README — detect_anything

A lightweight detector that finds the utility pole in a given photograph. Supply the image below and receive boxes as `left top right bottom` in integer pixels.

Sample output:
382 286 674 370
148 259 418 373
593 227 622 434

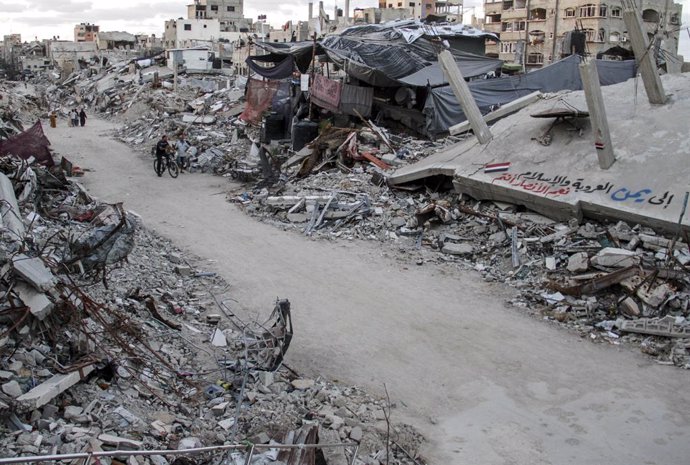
622 0 666 104
438 49 492 144
579 59 615 169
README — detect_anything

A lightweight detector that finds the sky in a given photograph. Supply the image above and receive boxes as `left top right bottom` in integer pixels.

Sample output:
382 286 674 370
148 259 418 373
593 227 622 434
0 0 688 57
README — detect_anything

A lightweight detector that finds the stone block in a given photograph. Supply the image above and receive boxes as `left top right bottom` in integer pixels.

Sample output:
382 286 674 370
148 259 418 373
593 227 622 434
2 380 23 398
441 242 474 256
12 255 55 292
291 378 315 390
567 252 589 273
14 282 53 321
619 297 640 317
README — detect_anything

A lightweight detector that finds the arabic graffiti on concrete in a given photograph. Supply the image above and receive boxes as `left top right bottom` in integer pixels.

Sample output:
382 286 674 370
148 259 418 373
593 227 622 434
492 172 675 209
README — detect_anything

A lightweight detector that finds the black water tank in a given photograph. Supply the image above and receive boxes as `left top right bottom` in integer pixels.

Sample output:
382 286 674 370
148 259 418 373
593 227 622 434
262 113 285 143
292 120 319 151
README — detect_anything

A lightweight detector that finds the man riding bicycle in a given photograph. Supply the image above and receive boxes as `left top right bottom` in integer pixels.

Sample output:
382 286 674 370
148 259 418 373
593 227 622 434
155 134 173 177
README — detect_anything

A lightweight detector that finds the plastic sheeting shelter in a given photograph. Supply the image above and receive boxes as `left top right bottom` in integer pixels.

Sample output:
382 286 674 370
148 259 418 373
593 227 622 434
252 21 501 87
423 55 637 135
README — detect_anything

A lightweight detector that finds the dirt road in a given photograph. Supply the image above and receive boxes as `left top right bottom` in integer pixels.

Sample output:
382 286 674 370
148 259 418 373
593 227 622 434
47 117 689 464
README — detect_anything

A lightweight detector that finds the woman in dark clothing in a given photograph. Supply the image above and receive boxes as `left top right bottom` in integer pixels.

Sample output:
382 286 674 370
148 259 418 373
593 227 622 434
79 109 87 127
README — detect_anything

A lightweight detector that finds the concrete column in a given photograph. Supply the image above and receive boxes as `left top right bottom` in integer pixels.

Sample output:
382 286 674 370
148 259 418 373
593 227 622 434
622 4 666 104
579 60 615 170
438 49 492 144
345 0 350 19
308 2 313 19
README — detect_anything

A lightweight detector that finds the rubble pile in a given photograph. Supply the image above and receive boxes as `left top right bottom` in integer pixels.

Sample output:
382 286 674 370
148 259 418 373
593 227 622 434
40 62 250 174
232 132 690 368
0 156 427 464
0 81 46 139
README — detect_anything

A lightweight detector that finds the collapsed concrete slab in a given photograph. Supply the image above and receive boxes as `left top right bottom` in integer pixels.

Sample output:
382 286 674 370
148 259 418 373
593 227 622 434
14 281 53 320
16 365 95 410
388 74 690 234
12 254 56 292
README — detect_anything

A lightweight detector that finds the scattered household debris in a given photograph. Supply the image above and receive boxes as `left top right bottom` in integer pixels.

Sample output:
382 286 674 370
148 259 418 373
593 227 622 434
0 154 426 464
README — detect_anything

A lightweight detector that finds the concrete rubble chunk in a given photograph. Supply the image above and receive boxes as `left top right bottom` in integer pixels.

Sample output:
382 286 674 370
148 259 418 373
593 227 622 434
636 283 675 308
291 378 315 390
2 380 23 398
350 426 363 442
618 316 690 338
567 252 589 273
218 417 235 431
318 428 349 465
590 248 640 268
178 437 203 449
63 405 84 420
97 433 143 450
14 282 53 321
16 365 94 410
441 242 474 256
12 254 56 292
619 297 640 317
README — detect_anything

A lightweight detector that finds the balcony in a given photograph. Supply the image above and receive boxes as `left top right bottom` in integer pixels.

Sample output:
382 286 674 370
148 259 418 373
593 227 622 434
501 8 527 20
484 23 502 33
500 30 524 41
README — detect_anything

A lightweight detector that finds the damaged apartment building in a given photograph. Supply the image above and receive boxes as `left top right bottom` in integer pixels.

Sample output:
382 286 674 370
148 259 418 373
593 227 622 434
483 0 683 71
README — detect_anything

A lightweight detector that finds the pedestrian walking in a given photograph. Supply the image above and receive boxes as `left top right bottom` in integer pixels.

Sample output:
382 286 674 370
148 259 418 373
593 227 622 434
79 108 87 127
175 133 191 172
70 109 79 128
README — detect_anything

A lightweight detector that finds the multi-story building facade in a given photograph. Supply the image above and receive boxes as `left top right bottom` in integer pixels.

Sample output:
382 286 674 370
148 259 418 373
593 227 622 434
376 0 464 20
187 0 244 31
483 0 682 69
74 23 99 42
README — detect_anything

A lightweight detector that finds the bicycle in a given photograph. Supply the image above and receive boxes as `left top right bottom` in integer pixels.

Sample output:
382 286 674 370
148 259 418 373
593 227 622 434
153 154 179 178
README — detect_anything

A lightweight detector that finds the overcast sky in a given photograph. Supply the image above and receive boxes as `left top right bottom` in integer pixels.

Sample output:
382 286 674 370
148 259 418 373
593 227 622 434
0 0 687 57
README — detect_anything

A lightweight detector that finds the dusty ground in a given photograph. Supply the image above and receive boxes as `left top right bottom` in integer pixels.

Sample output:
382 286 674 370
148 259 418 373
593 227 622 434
45 116 689 465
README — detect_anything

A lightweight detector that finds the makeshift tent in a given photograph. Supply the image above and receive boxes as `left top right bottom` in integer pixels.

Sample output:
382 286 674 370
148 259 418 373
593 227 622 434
253 21 501 88
0 120 54 166
423 55 636 135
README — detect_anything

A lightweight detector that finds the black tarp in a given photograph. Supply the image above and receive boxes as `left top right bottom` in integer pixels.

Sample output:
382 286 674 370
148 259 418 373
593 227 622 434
246 54 296 80
320 30 501 87
423 55 637 135
254 22 501 88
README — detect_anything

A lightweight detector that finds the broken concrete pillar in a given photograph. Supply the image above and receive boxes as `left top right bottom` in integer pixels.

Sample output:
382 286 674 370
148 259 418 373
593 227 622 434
16 365 94 410
579 60 615 169
438 49 492 144
622 2 667 104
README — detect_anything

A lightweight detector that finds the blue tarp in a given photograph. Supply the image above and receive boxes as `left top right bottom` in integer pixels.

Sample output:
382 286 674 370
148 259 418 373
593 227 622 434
423 55 637 135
